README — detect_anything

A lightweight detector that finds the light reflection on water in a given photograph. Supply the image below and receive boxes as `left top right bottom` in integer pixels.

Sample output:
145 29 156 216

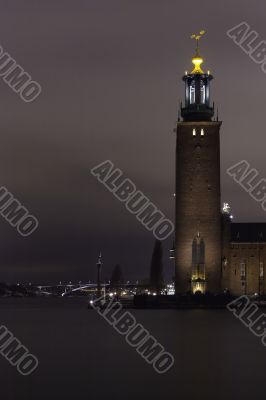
0 297 265 400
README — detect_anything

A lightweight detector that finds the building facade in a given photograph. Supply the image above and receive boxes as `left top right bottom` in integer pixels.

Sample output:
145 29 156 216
174 36 266 296
222 221 266 296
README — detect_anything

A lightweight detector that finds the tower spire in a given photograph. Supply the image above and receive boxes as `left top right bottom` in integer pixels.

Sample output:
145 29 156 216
180 31 214 121
191 30 206 56
96 252 103 297
190 30 206 74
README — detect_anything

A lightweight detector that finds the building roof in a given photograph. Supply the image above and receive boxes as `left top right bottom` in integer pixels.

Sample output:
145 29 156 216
231 223 266 242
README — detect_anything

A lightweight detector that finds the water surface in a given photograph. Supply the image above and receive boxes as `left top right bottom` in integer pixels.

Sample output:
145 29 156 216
0 297 264 400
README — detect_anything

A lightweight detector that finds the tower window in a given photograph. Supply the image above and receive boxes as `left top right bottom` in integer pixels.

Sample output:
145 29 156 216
190 82 195 104
260 262 264 278
200 81 206 103
201 129 204 136
240 262 246 280
193 129 196 136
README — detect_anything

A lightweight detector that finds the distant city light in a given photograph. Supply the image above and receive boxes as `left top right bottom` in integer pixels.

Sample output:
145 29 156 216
167 283 175 295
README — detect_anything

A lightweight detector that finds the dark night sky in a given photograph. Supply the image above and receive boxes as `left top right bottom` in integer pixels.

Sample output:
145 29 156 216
0 0 265 284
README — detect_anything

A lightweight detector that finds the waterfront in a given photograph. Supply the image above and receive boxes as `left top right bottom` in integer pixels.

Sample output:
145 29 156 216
0 297 265 400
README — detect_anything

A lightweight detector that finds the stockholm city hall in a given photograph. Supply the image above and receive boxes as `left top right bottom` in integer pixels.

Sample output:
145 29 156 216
174 32 266 296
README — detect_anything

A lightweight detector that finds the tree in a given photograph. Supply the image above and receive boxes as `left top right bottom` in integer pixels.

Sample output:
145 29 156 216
150 240 164 294
110 264 124 289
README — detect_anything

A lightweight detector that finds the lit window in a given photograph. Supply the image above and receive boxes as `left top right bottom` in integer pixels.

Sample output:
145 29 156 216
190 83 195 104
260 262 264 278
200 82 206 103
201 129 204 136
193 129 196 136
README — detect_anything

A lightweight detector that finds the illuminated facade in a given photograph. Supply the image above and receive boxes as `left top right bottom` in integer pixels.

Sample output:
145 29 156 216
174 33 266 296
222 220 266 296
175 32 221 294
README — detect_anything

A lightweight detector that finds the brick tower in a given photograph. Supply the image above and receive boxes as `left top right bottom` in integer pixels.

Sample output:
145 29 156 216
175 32 222 294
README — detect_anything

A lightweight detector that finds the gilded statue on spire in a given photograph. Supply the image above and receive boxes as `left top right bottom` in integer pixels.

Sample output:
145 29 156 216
190 30 206 74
